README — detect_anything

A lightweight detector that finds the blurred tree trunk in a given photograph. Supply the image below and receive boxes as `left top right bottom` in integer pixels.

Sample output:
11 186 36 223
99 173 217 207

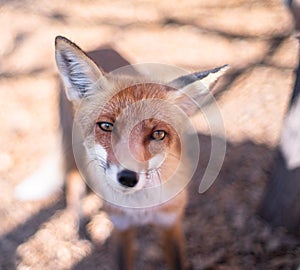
289 0 300 30
259 40 300 235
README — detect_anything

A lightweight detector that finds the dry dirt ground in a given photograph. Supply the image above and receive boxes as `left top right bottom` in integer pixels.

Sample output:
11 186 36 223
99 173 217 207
0 0 300 269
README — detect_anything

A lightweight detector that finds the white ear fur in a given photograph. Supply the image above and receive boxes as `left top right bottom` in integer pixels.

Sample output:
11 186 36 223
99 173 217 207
55 36 105 103
200 65 229 89
169 65 228 115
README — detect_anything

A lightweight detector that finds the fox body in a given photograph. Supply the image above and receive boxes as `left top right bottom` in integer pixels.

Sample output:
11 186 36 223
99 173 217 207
55 36 227 270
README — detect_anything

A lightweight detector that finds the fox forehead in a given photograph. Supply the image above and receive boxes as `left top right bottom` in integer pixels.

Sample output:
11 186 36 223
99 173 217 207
96 82 173 120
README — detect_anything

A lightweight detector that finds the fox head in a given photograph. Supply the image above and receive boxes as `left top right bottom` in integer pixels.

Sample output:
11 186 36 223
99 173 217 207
55 36 227 207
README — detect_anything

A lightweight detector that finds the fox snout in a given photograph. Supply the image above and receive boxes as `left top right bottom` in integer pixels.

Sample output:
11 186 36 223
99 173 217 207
117 169 138 188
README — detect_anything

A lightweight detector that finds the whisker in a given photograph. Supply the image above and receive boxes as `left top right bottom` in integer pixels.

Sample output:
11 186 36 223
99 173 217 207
155 168 163 202
82 157 106 171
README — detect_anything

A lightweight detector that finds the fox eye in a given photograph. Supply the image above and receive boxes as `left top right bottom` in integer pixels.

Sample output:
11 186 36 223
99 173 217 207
97 122 113 132
151 130 166 141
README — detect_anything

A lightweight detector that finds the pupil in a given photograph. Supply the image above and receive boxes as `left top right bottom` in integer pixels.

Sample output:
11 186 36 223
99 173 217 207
153 131 164 140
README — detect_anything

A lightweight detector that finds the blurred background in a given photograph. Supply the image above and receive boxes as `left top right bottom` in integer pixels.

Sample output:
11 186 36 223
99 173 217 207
0 0 299 269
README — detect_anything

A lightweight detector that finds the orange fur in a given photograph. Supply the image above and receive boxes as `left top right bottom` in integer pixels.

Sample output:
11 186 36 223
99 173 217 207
55 35 227 270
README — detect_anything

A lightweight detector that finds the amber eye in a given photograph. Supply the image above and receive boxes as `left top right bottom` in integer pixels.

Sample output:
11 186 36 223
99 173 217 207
151 130 166 141
97 122 114 132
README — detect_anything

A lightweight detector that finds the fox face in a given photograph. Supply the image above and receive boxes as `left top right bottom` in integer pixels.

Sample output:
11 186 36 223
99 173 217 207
95 86 181 187
55 36 227 207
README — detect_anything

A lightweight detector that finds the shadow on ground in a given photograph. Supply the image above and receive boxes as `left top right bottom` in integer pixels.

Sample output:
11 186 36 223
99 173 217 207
0 199 65 270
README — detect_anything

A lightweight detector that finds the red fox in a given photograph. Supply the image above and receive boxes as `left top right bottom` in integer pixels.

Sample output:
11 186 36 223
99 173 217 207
54 36 227 270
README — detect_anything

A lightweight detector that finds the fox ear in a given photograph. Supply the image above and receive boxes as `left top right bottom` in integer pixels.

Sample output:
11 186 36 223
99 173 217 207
55 36 105 103
168 65 229 115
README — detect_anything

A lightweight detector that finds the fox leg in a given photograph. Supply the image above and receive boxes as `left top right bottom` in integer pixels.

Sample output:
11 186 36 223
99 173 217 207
115 228 135 270
66 170 85 222
160 219 186 270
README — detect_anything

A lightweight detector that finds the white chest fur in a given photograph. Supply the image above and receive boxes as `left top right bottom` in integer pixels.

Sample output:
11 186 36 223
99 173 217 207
109 207 178 231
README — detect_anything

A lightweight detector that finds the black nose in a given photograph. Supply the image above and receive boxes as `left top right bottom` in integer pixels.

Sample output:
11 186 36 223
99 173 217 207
117 170 138 188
